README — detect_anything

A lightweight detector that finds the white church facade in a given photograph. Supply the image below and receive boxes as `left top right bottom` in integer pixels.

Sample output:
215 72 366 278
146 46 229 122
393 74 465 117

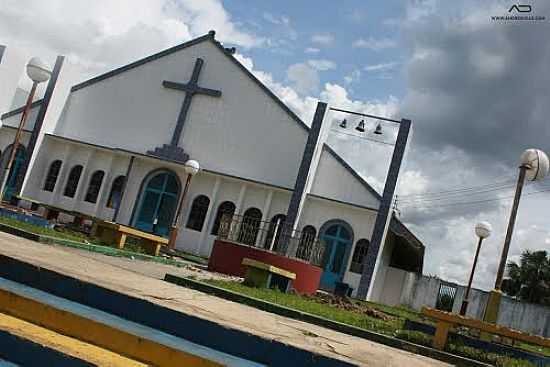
0 32 423 300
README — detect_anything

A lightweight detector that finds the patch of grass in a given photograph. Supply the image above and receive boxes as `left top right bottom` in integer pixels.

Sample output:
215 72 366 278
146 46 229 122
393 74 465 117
517 342 550 358
203 279 542 367
446 343 536 367
205 279 403 334
0 216 86 242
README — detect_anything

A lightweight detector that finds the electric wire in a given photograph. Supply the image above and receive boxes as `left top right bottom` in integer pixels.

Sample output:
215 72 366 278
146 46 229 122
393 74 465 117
329 128 395 146
397 185 550 210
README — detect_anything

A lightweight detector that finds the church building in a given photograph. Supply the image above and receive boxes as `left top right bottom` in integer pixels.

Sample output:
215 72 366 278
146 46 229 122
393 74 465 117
0 32 423 301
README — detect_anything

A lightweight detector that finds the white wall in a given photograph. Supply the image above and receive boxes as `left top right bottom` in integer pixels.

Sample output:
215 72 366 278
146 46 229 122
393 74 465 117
299 195 378 296
54 39 308 190
397 274 550 338
0 46 24 116
310 148 380 210
1 104 41 131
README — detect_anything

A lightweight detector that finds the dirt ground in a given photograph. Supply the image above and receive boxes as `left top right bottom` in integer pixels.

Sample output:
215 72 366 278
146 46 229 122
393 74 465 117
0 231 451 367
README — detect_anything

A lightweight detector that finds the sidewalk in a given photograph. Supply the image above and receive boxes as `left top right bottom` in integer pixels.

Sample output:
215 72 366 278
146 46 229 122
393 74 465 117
0 231 450 367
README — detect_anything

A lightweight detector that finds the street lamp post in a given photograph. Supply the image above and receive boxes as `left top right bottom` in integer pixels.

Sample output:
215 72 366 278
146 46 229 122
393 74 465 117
168 159 200 249
483 149 549 324
0 57 51 203
460 221 492 316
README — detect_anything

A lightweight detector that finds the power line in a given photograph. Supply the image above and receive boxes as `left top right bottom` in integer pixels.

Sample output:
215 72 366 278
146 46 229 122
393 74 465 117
398 186 550 210
397 177 517 199
329 128 395 146
396 183 517 204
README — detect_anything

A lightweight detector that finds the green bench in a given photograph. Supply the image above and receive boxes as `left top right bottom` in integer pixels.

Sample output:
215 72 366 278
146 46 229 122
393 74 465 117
242 258 296 293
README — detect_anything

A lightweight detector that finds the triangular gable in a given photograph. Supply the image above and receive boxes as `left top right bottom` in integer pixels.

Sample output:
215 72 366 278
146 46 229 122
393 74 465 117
53 31 382 205
310 145 381 209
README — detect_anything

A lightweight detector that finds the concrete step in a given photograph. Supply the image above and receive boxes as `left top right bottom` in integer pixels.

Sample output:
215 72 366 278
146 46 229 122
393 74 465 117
0 312 145 366
0 277 264 367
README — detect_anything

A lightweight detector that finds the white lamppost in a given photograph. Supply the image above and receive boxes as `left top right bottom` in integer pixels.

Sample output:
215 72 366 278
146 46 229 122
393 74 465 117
168 159 200 249
0 57 52 203
484 149 549 323
459 221 492 316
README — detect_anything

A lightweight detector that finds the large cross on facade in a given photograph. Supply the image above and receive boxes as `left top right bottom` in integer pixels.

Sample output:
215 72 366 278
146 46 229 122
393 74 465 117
148 58 222 162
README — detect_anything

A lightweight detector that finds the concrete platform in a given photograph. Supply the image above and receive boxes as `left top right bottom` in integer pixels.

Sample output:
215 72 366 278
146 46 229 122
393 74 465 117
0 312 144 366
0 231 451 367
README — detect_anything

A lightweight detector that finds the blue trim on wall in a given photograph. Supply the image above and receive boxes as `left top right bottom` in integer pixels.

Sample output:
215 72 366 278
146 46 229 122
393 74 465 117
285 102 327 250
1 100 43 120
0 328 94 367
0 255 355 367
356 119 411 299
0 45 5 64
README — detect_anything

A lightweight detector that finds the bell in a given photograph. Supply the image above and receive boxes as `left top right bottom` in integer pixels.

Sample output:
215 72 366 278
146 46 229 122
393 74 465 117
339 119 347 128
374 122 383 135
355 119 365 133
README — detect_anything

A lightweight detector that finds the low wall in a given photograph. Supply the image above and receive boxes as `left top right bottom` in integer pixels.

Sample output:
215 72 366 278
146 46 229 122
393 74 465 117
391 269 550 338
208 240 322 295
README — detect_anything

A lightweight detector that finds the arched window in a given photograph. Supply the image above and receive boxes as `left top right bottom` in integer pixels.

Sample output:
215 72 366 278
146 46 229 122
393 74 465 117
63 165 83 198
106 176 126 209
211 201 236 235
264 214 286 251
186 195 210 231
296 225 317 260
43 160 62 192
84 170 105 203
350 239 369 274
238 207 262 246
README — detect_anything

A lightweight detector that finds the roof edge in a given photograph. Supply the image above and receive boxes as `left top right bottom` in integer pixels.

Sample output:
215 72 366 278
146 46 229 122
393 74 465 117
323 144 382 201
70 32 215 92
1 99 44 120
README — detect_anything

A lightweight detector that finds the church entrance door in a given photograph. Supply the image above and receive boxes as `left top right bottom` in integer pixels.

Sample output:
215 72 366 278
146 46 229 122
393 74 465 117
319 223 352 290
134 171 180 237
1 146 26 201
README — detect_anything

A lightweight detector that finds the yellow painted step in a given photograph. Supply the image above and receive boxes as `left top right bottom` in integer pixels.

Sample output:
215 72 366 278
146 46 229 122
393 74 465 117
0 312 147 366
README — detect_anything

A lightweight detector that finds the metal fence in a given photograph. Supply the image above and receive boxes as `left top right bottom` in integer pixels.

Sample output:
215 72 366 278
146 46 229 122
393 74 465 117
435 283 457 312
217 213 325 266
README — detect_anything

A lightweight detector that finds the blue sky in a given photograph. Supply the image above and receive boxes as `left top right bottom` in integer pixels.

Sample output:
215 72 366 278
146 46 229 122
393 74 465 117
224 0 406 101
2 0 550 290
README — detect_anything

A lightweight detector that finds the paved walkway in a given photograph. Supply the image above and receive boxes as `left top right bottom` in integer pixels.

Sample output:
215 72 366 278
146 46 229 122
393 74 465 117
0 232 450 367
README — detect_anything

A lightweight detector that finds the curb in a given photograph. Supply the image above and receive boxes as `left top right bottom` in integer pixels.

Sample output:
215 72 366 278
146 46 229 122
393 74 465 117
0 223 187 268
0 254 357 367
0 328 95 367
164 274 490 367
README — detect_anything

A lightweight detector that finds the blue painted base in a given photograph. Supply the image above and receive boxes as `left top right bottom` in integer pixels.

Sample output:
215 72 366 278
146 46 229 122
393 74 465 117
0 208 53 229
0 329 93 367
0 254 355 367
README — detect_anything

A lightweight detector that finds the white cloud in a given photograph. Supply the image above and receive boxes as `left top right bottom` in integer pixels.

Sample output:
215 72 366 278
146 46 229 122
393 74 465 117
0 0 262 89
305 47 320 54
353 37 397 50
307 59 336 71
287 63 320 95
344 69 361 84
365 62 399 72
262 12 290 26
311 33 334 45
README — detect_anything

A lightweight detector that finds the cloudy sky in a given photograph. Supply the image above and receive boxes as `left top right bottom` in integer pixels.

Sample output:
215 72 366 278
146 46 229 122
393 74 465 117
1 0 549 290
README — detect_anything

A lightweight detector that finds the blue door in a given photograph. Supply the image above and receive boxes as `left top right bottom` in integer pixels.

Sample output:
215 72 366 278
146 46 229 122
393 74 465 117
2 147 26 201
134 171 179 237
319 224 352 290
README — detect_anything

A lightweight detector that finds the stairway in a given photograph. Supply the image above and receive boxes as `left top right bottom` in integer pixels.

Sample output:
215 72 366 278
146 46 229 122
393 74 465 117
0 277 263 367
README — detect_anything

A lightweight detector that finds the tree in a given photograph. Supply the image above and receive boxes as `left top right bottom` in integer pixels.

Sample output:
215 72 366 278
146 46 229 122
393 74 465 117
502 250 550 306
